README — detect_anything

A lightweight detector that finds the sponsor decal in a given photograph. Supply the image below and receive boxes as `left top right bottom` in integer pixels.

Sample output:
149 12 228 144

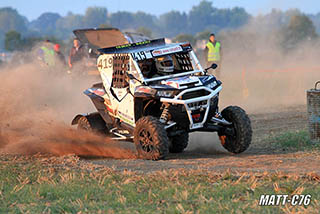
115 40 151 49
104 98 111 106
118 111 134 121
162 76 200 88
136 87 151 93
192 113 201 122
164 81 179 89
116 44 132 49
152 46 183 57
118 111 135 125
131 51 153 61
92 89 105 96
104 99 113 114
106 107 114 114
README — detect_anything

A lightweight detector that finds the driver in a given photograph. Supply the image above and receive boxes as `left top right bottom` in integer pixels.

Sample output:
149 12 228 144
155 55 174 76
138 58 154 78
138 55 175 78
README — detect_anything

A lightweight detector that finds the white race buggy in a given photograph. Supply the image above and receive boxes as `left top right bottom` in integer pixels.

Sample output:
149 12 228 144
72 28 252 160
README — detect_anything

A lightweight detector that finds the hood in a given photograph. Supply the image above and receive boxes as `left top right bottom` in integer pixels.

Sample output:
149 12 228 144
73 28 129 51
161 76 203 89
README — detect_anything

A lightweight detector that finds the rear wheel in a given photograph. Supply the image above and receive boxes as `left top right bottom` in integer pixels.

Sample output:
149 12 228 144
77 116 92 131
77 113 108 134
134 116 169 160
219 106 252 153
169 132 189 153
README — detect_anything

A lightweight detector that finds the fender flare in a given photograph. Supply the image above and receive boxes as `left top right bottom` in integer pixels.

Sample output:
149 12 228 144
71 114 86 125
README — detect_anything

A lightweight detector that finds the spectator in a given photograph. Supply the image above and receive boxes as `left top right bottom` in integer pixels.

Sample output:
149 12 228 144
68 38 86 69
204 33 222 78
38 40 55 67
54 44 66 66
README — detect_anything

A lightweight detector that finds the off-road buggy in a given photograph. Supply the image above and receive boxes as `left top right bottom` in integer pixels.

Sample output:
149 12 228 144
72 28 252 160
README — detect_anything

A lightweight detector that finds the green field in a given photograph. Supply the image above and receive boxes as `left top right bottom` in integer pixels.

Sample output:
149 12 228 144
1 131 320 213
269 130 320 152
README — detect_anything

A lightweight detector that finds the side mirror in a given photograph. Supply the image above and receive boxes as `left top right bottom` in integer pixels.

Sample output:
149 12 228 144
210 63 218 69
204 63 218 74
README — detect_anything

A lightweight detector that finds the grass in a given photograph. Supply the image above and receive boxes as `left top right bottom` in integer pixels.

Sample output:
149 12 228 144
0 155 319 213
269 130 320 152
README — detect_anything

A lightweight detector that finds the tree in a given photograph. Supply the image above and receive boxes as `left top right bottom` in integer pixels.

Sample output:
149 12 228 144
99 23 113 28
110 11 157 32
188 0 216 33
0 30 4 49
159 11 188 37
136 27 153 38
29 12 61 35
282 14 318 49
172 34 196 46
5 30 22 51
133 12 157 30
0 7 27 34
55 12 84 39
309 12 320 33
195 30 211 40
110 11 135 29
83 7 108 28
227 7 251 28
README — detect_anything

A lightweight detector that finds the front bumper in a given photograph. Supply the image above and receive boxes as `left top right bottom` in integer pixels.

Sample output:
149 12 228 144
160 86 222 130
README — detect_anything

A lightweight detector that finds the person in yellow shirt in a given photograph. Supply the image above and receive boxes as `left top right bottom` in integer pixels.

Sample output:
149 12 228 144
204 33 222 78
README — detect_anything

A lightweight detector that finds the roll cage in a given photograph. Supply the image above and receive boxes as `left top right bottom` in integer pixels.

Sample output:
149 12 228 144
97 39 205 84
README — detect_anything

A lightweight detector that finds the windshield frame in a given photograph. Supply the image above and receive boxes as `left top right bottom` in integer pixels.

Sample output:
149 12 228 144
133 50 204 83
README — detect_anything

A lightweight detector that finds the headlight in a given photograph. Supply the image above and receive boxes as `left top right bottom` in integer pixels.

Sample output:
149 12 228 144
206 81 217 89
156 90 176 98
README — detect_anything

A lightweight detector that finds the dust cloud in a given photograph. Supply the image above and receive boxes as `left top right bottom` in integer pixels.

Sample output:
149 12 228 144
1 22 319 157
0 62 135 159
190 19 320 151
215 20 320 114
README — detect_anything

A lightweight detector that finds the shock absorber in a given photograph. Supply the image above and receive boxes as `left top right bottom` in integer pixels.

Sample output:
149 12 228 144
160 103 171 123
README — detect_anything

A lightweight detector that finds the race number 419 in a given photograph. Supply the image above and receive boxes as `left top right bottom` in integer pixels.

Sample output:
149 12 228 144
259 194 312 206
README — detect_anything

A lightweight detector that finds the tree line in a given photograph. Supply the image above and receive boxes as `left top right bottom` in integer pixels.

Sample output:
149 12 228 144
0 0 319 53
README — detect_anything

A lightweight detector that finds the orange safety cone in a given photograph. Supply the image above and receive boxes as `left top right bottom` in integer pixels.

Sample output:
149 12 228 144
242 67 249 99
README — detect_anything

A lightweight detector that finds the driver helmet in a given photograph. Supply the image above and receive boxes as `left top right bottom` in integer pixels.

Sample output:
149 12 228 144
155 55 174 75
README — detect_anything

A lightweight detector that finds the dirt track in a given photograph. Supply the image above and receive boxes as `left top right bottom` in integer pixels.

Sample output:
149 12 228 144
86 105 320 175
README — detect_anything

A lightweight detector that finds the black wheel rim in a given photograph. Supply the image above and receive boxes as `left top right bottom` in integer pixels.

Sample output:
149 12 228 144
223 117 238 142
138 128 155 153
229 123 237 140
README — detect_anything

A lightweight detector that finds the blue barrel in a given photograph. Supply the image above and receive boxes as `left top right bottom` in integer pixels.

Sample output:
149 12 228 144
307 81 320 141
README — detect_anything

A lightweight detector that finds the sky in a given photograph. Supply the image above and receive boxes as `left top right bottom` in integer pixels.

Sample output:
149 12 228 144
0 0 319 21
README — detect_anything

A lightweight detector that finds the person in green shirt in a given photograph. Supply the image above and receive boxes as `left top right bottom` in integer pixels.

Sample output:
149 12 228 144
38 40 55 67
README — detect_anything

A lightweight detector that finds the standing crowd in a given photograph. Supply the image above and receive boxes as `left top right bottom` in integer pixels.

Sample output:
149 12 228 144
37 33 222 78
37 38 88 75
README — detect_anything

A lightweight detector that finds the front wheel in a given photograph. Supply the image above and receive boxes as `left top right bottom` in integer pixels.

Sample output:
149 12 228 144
169 132 189 153
219 106 252 153
134 116 169 160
